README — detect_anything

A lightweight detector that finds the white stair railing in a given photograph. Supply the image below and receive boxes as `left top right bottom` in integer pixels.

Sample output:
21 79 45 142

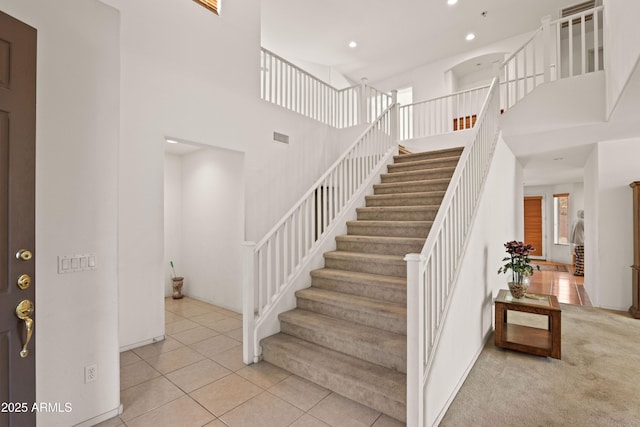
243 102 398 364
261 48 392 128
405 77 501 426
500 6 604 110
398 85 491 141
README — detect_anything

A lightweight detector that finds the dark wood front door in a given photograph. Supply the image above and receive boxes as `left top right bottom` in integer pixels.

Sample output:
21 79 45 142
524 196 544 259
0 10 37 427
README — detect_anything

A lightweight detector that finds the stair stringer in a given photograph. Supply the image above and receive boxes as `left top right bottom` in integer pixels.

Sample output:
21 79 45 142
249 148 398 363
418 136 520 427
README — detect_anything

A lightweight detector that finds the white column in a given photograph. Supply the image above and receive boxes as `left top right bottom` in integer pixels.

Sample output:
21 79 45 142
359 77 368 125
541 15 552 83
242 241 256 364
405 253 422 426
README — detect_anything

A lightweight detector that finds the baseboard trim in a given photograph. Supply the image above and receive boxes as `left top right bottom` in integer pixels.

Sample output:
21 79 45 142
119 335 165 352
72 404 122 427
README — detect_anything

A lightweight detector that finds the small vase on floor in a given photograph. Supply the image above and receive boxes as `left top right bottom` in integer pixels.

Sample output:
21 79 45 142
172 277 184 299
508 276 530 299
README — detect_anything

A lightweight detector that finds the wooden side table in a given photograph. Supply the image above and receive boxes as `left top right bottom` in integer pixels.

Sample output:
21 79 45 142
494 289 561 359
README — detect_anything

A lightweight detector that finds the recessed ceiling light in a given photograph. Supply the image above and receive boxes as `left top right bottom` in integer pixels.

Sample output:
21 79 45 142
166 139 179 144
348 41 358 48
466 33 476 41
447 0 458 5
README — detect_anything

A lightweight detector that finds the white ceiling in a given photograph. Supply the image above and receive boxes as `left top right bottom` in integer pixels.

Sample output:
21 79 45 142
261 0 583 84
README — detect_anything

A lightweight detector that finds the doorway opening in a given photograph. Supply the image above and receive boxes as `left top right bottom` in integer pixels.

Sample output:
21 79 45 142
163 138 245 312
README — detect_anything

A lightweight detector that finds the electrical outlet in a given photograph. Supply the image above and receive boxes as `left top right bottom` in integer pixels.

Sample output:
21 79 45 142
85 364 97 383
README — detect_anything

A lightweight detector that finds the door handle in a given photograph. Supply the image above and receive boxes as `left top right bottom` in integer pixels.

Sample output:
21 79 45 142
15 300 34 358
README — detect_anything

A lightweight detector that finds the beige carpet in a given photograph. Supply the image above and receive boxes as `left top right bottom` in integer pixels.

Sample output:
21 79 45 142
440 304 640 426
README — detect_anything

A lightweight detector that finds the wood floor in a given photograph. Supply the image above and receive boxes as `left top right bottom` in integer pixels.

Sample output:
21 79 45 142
528 260 591 306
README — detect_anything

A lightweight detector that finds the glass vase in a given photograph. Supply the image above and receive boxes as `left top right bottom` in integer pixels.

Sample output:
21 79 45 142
507 275 530 299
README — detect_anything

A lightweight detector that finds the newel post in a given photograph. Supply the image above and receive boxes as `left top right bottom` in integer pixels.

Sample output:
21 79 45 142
242 241 256 364
391 89 399 145
359 77 369 125
541 15 552 83
405 253 422 426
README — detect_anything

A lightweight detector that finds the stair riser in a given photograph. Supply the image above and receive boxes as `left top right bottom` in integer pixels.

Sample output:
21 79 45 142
279 320 406 373
324 256 406 278
357 209 437 222
336 239 424 256
366 194 445 207
347 222 431 238
387 158 459 173
381 169 454 184
393 148 463 164
296 297 406 335
310 274 407 304
261 342 406 422
374 181 450 195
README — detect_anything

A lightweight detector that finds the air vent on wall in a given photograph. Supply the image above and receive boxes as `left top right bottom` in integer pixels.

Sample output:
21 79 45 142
561 0 596 27
273 132 290 144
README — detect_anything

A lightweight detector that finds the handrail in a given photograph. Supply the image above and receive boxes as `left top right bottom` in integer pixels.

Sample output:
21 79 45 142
243 103 398 364
406 77 501 426
399 85 490 140
502 27 543 66
500 6 604 111
261 47 353 91
261 47 392 128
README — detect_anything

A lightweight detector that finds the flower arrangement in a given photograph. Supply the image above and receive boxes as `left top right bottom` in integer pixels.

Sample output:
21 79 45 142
497 241 540 284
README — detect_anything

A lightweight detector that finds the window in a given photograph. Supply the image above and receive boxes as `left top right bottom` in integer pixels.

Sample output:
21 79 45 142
194 0 219 15
553 193 570 245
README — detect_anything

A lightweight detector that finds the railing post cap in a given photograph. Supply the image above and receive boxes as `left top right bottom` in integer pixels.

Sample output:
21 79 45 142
404 253 423 262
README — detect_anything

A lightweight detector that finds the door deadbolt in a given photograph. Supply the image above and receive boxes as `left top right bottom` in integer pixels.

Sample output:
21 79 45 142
17 274 31 290
16 249 33 261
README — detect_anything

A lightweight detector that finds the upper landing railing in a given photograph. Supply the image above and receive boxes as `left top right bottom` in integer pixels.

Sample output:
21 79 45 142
501 6 604 110
261 48 392 128
397 6 604 142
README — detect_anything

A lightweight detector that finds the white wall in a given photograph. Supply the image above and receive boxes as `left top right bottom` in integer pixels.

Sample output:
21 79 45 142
99 0 355 350
603 0 640 117
181 147 245 311
585 138 640 310
372 31 535 102
164 153 183 297
426 136 521 426
524 182 584 264
0 1 121 425
583 145 599 306
102 0 261 350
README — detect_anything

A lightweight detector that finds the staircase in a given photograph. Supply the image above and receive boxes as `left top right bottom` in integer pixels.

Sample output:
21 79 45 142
261 147 464 422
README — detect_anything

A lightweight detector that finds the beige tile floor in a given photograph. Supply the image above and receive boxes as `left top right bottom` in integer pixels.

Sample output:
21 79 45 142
98 297 404 427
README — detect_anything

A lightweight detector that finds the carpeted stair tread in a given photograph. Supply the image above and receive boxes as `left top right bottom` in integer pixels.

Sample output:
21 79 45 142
261 333 406 422
380 166 456 184
366 191 446 207
393 147 463 164
323 250 407 278
347 220 432 238
335 234 424 256
279 309 406 372
310 268 406 304
373 178 452 195
356 205 440 221
295 287 406 334
258 146 463 423
387 156 461 173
